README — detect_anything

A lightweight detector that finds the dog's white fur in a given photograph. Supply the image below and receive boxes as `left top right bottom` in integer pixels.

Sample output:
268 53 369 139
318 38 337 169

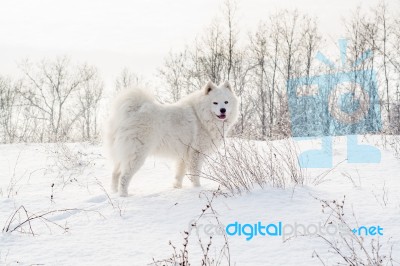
105 81 239 196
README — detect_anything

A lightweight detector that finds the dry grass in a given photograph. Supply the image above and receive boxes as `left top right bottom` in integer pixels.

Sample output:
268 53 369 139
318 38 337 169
200 138 306 195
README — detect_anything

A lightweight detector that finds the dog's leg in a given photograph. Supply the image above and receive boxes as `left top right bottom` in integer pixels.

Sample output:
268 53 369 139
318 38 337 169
189 151 202 187
111 162 121 193
173 160 186 188
119 156 146 197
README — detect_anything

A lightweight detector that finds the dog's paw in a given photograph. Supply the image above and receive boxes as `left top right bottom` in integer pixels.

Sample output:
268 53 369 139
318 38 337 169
173 182 182 189
119 190 129 197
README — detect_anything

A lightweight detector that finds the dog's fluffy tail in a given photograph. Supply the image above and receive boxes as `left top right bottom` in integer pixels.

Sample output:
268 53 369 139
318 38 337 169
103 89 155 162
111 89 154 115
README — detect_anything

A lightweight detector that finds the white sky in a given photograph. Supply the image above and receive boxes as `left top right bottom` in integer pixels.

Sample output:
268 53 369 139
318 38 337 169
0 0 398 89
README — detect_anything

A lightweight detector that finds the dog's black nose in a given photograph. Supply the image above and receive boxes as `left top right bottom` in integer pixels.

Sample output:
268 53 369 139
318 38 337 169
220 108 226 113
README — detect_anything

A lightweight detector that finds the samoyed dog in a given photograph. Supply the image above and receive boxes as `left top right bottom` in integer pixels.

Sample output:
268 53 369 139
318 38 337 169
105 81 238 197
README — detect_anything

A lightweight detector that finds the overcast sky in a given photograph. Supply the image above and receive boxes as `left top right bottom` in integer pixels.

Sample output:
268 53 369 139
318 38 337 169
0 0 398 89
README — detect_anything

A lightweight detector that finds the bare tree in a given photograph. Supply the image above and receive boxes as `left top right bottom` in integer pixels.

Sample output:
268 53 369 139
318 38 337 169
265 18 281 138
249 22 269 138
247 11 320 139
375 2 392 125
275 10 311 137
229 49 253 136
0 77 20 143
198 20 227 85
18 57 84 142
223 0 238 80
115 67 141 92
16 57 107 142
158 50 189 102
77 64 103 141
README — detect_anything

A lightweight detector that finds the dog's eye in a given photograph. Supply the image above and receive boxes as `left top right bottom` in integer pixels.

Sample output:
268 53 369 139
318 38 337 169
213 102 218 105
224 101 228 104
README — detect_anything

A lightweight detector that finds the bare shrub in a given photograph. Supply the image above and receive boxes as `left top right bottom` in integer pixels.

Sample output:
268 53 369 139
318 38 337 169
95 178 126 217
200 138 306 195
151 187 231 266
379 135 400 159
6 150 23 198
2 205 103 236
312 196 396 265
46 143 101 188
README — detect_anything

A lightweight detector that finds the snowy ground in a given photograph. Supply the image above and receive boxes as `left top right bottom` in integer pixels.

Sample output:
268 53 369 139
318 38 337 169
0 136 399 265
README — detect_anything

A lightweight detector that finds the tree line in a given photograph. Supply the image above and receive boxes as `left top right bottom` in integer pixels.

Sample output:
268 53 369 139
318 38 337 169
1 1 400 143
159 1 400 139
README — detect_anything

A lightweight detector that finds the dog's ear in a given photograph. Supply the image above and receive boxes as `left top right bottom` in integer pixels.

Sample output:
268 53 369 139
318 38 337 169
203 80 216 95
222 81 232 91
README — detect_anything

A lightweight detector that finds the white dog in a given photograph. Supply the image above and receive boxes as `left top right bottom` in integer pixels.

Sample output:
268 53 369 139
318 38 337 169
105 81 239 196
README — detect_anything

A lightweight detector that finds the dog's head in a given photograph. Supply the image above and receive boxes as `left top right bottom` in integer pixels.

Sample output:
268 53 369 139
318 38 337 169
203 80 238 123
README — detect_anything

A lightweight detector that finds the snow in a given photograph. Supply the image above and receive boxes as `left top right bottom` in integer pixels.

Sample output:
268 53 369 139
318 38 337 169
0 136 399 265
